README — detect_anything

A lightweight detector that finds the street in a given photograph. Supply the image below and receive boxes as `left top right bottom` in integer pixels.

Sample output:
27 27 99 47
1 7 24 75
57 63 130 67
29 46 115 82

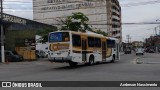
0 53 160 90
0 53 160 81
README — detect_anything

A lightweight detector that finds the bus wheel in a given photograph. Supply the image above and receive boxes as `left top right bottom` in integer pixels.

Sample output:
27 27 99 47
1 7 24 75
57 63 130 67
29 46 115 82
110 55 115 63
88 55 94 65
69 62 77 67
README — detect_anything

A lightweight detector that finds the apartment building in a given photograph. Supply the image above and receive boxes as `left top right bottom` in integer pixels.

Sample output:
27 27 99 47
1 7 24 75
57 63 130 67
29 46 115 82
33 0 122 41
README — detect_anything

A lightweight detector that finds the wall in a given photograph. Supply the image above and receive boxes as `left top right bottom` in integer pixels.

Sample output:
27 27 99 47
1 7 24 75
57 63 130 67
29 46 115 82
33 0 108 32
5 30 37 50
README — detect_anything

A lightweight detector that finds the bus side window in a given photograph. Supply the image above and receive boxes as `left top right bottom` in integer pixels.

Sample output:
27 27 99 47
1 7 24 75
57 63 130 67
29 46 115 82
94 38 101 48
107 39 115 48
72 34 81 47
88 37 94 47
112 40 116 48
107 39 112 48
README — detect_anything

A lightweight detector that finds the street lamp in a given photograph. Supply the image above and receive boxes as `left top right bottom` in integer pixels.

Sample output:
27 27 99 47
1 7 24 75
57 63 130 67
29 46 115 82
1 0 5 63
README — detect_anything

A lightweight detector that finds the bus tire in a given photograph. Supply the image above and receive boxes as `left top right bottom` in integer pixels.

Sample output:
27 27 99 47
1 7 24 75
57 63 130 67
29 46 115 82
88 55 94 65
69 62 77 67
110 55 115 63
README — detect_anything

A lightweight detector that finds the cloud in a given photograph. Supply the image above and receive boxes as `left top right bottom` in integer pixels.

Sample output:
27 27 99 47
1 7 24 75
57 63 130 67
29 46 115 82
120 0 160 41
3 0 33 19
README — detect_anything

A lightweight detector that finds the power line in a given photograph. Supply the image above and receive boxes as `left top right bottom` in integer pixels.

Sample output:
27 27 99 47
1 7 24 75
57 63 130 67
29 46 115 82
122 22 160 25
34 22 160 25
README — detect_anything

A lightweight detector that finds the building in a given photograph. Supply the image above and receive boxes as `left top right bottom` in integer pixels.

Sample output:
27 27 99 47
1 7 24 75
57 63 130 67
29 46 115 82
145 35 160 51
33 0 122 41
132 41 144 48
0 13 57 61
0 13 56 50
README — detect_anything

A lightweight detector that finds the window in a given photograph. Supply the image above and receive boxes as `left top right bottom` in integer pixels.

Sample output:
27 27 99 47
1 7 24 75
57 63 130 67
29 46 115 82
72 34 81 47
88 37 94 47
94 38 101 48
5 52 10 56
107 39 116 48
88 37 101 48
49 32 69 42
47 0 53 3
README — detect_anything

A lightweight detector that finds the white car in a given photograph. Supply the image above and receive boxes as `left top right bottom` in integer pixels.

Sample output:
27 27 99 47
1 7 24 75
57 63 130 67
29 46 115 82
136 48 144 55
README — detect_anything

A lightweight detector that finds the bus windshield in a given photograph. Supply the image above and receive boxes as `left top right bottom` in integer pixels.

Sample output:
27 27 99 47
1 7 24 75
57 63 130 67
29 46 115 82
49 32 70 42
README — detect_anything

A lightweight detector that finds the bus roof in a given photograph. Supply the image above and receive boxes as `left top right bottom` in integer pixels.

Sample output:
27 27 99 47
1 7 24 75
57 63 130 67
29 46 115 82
50 31 104 37
49 30 119 41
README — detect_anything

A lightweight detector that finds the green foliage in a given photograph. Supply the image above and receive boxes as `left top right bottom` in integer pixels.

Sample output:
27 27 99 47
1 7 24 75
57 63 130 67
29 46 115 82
90 29 108 36
61 12 91 32
36 12 108 43
96 30 108 36
61 12 108 36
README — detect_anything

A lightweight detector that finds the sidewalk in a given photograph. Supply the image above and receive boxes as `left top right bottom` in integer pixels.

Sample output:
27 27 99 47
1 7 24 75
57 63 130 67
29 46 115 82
120 52 124 56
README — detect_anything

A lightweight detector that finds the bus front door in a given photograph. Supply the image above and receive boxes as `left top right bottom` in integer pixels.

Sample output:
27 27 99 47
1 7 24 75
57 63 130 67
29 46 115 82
82 39 87 62
102 41 106 60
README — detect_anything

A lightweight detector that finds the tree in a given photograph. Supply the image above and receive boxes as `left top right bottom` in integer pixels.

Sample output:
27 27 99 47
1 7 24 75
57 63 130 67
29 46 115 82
60 12 108 36
96 30 108 36
61 12 92 32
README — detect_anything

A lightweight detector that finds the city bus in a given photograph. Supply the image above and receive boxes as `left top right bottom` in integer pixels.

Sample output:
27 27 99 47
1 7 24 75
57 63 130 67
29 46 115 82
48 31 120 66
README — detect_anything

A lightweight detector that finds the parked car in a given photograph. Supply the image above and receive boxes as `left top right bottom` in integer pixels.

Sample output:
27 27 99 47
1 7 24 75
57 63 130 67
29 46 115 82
158 48 160 53
148 49 155 53
135 48 144 55
0 50 23 62
124 48 132 54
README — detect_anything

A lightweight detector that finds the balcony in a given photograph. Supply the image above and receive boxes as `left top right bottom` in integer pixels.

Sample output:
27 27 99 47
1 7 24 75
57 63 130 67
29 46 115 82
112 15 120 21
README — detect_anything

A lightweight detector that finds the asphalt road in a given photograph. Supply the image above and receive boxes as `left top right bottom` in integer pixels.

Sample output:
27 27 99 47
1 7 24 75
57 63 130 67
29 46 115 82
0 53 160 90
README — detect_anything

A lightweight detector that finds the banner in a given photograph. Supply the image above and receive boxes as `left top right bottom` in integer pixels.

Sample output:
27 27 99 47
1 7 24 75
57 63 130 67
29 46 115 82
0 81 160 88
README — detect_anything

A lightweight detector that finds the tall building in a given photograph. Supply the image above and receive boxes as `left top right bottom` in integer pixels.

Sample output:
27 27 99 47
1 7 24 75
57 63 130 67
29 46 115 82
33 0 122 41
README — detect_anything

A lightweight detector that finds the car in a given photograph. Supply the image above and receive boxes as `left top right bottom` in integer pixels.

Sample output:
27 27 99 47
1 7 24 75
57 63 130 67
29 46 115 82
148 49 155 53
124 48 132 54
158 48 160 53
0 50 23 62
135 48 144 55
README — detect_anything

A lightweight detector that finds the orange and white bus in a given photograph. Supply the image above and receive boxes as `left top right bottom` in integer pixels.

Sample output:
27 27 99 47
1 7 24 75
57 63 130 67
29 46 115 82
48 31 120 66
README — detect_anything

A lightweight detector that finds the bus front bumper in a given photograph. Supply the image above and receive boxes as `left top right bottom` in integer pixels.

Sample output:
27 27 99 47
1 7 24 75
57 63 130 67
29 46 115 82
48 57 72 63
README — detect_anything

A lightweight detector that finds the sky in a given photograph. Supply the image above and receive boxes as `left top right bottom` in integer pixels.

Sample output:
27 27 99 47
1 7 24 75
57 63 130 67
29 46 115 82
3 0 160 42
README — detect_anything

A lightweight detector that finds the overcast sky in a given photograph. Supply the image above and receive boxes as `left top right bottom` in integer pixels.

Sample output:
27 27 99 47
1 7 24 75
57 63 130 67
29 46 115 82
3 0 160 42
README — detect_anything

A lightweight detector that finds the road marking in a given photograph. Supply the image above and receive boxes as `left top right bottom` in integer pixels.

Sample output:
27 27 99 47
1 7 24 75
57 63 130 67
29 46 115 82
131 57 143 64
131 57 138 64
146 62 160 64
133 56 160 64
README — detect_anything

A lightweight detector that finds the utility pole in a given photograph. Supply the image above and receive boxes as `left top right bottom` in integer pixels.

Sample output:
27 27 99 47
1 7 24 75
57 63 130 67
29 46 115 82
129 36 132 43
127 35 131 44
0 0 5 63
127 35 129 44
126 34 130 48
159 25 160 35
155 27 157 36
